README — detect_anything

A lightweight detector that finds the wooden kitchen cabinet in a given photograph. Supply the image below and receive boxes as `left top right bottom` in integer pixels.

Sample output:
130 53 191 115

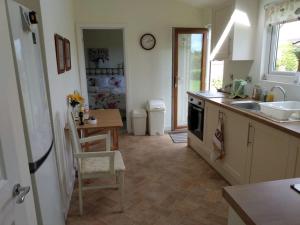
188 94 300 186
295 153 300 177
211 0 258 60
211 3 233 60
204 102 220 156
204 102 250 184
249 121 296 183
221 108 250 184
292 138 300 177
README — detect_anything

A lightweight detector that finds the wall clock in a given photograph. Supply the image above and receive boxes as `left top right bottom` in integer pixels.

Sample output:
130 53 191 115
140 33 156 50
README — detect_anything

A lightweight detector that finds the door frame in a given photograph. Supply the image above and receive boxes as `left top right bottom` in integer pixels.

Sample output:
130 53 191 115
172 27 208 131
76 24 130 132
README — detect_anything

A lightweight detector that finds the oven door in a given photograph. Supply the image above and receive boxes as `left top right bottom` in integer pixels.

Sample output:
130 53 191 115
188 103 204 141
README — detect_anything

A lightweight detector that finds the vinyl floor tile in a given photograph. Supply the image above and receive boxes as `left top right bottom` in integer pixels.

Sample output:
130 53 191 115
66 134 229 225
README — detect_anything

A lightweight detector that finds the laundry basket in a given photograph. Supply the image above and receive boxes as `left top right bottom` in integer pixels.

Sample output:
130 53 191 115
147 99 166 136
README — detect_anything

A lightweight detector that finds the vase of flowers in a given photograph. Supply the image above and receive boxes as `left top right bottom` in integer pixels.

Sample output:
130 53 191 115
67 91 84 119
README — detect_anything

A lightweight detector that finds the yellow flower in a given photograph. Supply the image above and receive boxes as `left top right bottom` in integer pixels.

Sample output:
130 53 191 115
67 92 84 104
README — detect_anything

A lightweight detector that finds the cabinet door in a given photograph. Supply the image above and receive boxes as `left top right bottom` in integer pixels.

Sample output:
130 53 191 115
231 0 259 60
294 141 300 177
295 155 300 177
249 121 291 183
204 103 250 184
204 102 220 155
211 4 233 60
221 108 250 184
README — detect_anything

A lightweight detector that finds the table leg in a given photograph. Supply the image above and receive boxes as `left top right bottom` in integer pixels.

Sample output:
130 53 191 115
84 129 90 151
112 128 119 150
79 129 90 152
80 128 84 139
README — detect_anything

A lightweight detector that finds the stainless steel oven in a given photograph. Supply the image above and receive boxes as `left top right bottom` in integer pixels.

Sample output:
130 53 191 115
188 96 205 141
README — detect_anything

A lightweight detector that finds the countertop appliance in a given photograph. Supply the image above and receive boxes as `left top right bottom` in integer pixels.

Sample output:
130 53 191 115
188 96 205 141
7 2 65 225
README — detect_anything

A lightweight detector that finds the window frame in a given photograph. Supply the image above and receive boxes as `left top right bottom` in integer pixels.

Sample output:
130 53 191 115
265 21 300 78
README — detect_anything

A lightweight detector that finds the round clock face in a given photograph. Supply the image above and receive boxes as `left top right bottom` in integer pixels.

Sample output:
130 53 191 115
140 33 156 50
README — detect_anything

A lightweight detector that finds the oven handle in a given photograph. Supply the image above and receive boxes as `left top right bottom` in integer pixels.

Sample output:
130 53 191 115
192 106 203 112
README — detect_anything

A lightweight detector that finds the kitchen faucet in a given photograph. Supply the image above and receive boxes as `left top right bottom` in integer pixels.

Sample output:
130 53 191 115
270 86 287 101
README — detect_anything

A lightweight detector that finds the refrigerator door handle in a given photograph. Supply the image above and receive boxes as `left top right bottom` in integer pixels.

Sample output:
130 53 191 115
29 139 53 174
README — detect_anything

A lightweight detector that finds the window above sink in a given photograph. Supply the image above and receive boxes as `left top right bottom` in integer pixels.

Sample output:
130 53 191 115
263 1 300 84
266 20 300 76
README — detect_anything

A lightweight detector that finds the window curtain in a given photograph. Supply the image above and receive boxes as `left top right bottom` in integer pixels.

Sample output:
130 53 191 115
265 0 300 25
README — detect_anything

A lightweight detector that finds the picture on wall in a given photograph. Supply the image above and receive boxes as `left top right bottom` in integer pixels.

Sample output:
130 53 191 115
64 38 71 71
88 48 109 64
54 34 65 74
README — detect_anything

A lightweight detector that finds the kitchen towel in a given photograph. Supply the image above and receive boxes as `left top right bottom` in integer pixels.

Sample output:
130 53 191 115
211 111 225 161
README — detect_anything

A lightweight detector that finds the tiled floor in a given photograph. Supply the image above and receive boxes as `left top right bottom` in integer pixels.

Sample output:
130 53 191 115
66 135 229 225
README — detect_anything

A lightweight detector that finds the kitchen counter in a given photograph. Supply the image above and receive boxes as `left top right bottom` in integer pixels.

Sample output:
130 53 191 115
188 91 300 138
223 178 300 225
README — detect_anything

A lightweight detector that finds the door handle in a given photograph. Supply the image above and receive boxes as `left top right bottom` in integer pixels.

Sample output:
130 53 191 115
13 184 30 204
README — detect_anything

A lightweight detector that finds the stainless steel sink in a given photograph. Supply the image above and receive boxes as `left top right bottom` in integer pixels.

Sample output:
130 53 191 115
230 101 261 111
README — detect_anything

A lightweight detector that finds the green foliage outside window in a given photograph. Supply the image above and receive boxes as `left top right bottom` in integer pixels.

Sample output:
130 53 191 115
211 78 223 90
276 42 299 72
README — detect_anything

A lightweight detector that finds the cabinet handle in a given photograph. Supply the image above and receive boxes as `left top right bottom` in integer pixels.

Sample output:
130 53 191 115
247 123 253 146
218 110 224 120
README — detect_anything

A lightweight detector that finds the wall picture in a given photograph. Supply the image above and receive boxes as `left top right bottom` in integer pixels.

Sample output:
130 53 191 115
64 38 71 71
88 48 109 64
54 34 65 74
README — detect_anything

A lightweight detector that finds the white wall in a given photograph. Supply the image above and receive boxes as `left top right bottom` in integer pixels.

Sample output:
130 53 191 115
38 0 81 217
74 0 211 131
83 29 124 68
223 59 253 86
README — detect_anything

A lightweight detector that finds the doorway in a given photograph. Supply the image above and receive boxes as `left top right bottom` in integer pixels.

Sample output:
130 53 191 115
172 28 208 130
82 29 127 128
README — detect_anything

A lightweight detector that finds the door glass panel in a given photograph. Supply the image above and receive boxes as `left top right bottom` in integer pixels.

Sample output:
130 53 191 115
177 33 203 127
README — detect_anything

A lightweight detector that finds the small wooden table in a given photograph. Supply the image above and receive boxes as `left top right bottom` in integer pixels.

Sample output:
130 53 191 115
77 109 123 150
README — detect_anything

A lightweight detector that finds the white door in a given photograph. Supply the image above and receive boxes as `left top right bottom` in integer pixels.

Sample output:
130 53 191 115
0 0 38 224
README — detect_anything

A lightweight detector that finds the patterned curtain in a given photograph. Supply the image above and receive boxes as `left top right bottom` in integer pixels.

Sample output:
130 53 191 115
265 0 300 25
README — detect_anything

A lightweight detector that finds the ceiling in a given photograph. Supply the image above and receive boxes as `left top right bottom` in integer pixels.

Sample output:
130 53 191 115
176 0 232 8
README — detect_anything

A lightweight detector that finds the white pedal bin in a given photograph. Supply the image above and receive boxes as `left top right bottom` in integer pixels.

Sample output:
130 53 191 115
132 109 147 136
147 99 166 136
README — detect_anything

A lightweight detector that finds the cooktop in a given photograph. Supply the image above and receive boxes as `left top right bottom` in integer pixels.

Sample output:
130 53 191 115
193 91 226 98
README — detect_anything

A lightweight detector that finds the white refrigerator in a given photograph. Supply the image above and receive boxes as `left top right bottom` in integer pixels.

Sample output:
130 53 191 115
7 1 65 225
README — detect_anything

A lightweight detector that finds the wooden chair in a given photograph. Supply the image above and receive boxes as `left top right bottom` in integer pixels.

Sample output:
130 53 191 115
67 109 125 215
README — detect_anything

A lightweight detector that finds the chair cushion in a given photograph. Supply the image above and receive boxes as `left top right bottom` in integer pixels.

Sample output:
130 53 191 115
81 151 125 174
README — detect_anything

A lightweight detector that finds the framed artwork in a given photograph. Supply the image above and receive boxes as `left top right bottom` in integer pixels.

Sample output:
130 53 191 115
88 48 109 64
54 34 65 74
64 38 71 71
